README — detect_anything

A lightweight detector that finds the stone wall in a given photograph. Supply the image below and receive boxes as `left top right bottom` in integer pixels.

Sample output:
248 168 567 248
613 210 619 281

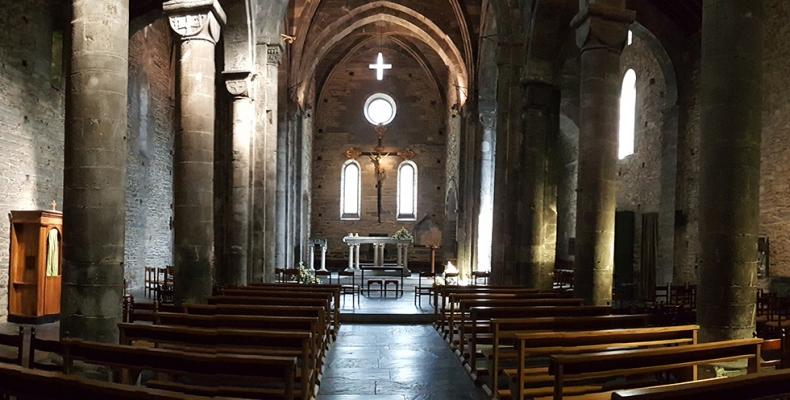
311 44 447 262
124 18 175 290
616 33 669 288
0 0 65 317
760 0 790 279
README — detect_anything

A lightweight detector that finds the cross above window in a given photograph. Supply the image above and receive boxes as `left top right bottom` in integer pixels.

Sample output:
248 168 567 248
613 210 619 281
369 52 392 81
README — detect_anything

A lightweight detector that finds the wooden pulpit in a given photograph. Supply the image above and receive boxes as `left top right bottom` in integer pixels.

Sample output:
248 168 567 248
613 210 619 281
8 210 62 323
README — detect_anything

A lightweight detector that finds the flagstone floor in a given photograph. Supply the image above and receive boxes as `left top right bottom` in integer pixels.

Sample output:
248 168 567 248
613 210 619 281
318 324 487 400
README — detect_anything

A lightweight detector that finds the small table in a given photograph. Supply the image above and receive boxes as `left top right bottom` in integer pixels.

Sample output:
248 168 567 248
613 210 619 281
361 265 407 297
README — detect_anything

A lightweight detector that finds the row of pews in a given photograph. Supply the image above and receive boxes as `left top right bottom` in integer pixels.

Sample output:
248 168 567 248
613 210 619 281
434 284 790 400
0 282 342 399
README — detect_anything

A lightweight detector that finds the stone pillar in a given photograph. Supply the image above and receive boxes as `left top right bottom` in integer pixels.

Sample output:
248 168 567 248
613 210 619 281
221 71 254 287
518 81 560 289
309 243 316 270
347 243 355 271
355 244 361 270
61 0 129 342
477 111 496 273
165 0 226 304
698 0 762 342
571 0 634 305
319 243 327 271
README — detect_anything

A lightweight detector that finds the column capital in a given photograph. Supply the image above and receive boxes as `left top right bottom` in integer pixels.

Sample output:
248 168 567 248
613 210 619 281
479 110 496 129
223 70 255 99
164 0 226 44
571 2 635 54
267 44 283 66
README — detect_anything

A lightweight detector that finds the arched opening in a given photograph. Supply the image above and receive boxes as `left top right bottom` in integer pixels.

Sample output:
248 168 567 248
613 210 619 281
340 160 361 220
397 160 418 221
618 69 637 160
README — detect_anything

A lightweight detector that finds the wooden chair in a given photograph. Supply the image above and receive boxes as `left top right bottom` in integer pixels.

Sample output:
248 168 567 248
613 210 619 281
275 267 286 282
314 270 332 285
472 270 490 286
157 266 175 304
414 272 435 306
338 270 359 307
144 266 158 298
384 279 400 297
367 279 384 296
445 271 460 286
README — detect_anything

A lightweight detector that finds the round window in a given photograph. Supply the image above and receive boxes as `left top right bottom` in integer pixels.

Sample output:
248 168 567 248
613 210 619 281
364 93 397 126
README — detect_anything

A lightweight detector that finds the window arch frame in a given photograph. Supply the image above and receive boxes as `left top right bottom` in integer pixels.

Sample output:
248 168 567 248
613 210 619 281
396 160 418 221
340 159 362 220
618 68 637 160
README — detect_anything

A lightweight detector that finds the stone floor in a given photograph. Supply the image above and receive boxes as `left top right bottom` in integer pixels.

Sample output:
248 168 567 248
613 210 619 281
332 273 435 315
318 324 487 400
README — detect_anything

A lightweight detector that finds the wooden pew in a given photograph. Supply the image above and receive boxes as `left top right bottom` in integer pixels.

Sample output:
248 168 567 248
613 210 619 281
488 314 651 397
0 362 220 400
127 301 183 323
217 286 340 338
117 323 314 399
504 325 699 400
611 368 790 400
185 303 332 343
544 338 763 400
434 286 549 314
445 297 585 347
61 338 298 400
0 327 27 366
154 312 327 364
206 295 338 340
465 306 611 372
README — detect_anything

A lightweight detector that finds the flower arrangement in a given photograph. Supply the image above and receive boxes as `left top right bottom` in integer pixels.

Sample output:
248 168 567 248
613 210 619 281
296 262 321 284
392 227 414 242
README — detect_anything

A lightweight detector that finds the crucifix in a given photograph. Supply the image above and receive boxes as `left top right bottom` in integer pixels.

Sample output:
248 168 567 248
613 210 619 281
369 52 392 81
345 125 415 223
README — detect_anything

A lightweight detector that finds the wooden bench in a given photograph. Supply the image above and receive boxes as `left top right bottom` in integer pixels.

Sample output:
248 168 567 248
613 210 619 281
61 338 298 400
611 368 790 400
117 323 315 398
154 312 327 362
465 306 611 371
433 286 548 314
445 297 585 346
217 286 340 337
206 295 338 339
0 362 220 400
184 304 332 343
488 314 651 397
544 338 763 400
503 325 699 400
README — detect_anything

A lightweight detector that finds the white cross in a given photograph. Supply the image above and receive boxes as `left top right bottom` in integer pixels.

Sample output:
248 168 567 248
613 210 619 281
369 52 392 81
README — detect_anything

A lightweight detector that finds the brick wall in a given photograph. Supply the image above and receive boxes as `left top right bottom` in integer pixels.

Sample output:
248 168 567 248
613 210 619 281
0 0 65 317
760 0 790 279
124 18 175 290
311 44 447 262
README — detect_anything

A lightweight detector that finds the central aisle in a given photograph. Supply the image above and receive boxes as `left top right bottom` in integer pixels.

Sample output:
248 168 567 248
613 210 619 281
318 324 488 400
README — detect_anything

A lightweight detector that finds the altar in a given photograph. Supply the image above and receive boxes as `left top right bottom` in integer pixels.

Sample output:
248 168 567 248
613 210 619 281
342 235 412 274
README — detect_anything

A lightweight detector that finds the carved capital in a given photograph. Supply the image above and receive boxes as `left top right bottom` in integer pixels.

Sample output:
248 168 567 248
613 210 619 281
223 70 255 99
479 110 496 129
267 45 283 66
164 0 226 44
571 2 635 54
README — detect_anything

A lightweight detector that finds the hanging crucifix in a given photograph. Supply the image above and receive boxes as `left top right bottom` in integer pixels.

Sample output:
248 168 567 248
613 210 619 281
345 125 415 223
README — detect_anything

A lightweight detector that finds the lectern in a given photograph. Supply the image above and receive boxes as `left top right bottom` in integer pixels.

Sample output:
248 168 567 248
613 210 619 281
8 210 62 323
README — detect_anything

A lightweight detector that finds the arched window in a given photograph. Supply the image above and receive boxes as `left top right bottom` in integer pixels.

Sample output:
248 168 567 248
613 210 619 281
340 160 361 220
618 69 637 159
397 161 418 221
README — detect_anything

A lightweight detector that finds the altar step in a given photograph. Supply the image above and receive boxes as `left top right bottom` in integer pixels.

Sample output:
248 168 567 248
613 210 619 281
339 313 436 324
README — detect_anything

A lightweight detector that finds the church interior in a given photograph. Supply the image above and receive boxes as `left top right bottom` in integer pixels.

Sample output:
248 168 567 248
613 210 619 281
0 0 789 399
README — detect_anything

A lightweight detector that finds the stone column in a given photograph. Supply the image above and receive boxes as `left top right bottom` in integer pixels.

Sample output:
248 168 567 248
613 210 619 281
319 243 327 271
355 244 361 270
309 243 316 270
221 71 254 287
571 0 634 305
477 111 496 273
347 243 355 271
61 0 129 342
518 81 560 289
164 0 226 304
698 0 763 342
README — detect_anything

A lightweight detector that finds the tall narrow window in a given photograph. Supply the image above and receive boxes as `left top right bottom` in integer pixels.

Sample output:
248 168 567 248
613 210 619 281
618 69 637 159
340 160 361 220
397 161 418 221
